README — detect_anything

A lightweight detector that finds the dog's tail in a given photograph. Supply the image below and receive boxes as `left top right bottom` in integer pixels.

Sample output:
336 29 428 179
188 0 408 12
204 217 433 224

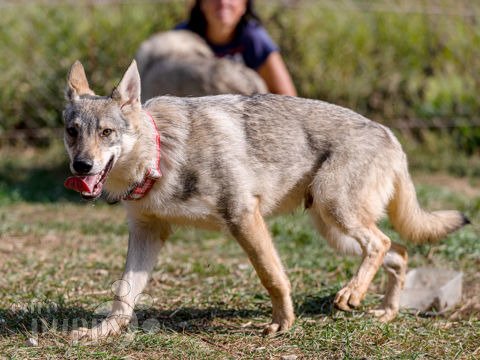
387 161 470 244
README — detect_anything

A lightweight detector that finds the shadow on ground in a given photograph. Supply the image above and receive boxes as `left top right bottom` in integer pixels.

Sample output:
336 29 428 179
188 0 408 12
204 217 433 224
0 305 266 337
296 293 336 316
0 293 338 337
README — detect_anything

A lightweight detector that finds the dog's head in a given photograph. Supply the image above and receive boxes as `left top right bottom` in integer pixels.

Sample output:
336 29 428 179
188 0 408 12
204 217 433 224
63 60 141 200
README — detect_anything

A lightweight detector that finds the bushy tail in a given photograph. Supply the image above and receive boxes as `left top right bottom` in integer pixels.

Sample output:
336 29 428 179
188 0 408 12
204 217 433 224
388 164 470 244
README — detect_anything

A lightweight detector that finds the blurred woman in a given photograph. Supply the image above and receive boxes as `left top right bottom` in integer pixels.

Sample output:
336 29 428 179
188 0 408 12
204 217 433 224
176 0 297 96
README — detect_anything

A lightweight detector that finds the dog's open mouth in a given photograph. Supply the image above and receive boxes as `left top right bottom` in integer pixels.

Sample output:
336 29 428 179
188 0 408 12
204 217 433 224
64 157 114 200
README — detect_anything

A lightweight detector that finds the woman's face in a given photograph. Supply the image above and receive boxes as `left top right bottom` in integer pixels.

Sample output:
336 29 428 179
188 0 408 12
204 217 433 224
200 0 247 30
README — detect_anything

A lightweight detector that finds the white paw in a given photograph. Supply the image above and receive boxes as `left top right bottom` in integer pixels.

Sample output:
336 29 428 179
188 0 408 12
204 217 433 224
70 315 130 343
368 307 398 322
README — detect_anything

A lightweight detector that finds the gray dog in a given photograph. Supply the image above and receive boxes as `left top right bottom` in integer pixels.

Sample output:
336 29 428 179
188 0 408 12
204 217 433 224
63 60 468 341
135 30 267 101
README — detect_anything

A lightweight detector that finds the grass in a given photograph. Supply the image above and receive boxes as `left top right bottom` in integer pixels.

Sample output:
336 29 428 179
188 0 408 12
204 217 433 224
0 143 479 359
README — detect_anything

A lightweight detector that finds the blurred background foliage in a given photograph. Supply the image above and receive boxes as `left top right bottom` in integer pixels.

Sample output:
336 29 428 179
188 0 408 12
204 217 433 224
1 0 480 155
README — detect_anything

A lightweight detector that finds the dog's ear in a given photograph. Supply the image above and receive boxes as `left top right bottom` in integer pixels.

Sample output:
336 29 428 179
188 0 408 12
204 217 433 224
66 60 95 101
111 60 141 111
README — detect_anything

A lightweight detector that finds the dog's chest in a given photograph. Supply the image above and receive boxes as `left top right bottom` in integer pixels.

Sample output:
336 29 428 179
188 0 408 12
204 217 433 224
125 191 223 230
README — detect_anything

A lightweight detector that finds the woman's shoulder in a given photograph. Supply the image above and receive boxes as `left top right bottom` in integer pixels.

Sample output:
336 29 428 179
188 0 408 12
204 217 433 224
238 21 278 69
240 21 273 43
239 21 278 53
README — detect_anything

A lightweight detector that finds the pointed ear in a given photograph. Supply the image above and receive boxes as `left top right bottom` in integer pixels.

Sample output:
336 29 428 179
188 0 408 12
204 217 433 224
66 60 94 101
111 60 141 110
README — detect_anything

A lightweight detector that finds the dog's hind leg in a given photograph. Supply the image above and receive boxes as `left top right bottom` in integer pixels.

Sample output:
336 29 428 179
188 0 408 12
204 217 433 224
310 208 388 307
310 208 407 321
332 221 391 311
310 202 391 312
308 147 398 315
309 208 362 257
228 199 294 336
370 242 408 322
71 219 170 341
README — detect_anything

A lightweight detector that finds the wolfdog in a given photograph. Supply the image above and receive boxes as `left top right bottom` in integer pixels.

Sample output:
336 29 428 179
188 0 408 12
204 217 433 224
63 60 468 340
135 30 267 101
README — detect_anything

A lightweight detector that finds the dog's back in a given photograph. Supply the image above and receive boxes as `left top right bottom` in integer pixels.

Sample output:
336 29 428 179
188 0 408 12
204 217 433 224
135 31 267 101
142 94 400 218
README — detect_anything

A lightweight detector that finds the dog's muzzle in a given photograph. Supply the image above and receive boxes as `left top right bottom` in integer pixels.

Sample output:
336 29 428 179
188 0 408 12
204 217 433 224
64 157 114 200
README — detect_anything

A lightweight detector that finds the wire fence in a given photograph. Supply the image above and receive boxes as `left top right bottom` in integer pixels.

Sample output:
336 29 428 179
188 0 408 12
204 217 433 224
1 0 480 145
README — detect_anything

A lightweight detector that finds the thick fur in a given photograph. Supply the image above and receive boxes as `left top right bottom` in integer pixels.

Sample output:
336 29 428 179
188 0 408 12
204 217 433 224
387 165 469 243
64 61 468 340
135 30 267 101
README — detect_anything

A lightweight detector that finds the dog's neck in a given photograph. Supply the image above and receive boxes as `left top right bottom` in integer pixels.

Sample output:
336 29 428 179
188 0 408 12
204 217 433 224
104 109 162 201
122 110 161 200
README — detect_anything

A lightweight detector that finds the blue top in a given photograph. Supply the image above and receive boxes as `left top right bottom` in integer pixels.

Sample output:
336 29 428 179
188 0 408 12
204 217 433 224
175 21 278 70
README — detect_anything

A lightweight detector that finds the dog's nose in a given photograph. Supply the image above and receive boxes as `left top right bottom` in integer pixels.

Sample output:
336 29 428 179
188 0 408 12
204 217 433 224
73 159 93 174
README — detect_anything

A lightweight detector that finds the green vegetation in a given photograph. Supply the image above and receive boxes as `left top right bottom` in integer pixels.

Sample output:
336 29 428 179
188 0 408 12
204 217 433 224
0 1 184 131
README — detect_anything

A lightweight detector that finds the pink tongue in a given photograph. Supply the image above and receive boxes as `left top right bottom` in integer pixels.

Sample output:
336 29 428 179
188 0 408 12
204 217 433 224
64 176 98 194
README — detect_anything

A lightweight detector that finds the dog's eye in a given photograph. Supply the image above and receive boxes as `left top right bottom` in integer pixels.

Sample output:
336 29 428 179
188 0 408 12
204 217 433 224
66 127 78 138
101 129 113 137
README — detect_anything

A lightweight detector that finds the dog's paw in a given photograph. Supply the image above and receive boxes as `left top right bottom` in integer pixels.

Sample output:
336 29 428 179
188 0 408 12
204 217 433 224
369 307 398 322
70 327 91 343
262 321 291 336
334 286 364 311
70 315 129 343
262 314 294 337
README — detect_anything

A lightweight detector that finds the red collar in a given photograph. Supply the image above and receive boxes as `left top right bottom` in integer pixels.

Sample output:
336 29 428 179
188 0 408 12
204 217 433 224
123 111 162 201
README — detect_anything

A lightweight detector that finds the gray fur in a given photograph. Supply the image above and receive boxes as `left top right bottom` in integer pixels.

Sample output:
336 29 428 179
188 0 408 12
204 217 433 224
135 31 268 101
65 61 468 341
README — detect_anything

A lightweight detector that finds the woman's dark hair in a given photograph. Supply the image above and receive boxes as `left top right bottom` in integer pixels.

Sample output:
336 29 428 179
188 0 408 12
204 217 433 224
186 0 262 36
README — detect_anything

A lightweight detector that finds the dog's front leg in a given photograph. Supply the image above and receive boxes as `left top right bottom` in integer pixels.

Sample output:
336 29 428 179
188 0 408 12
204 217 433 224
71 220 170 342
228 201 295 336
